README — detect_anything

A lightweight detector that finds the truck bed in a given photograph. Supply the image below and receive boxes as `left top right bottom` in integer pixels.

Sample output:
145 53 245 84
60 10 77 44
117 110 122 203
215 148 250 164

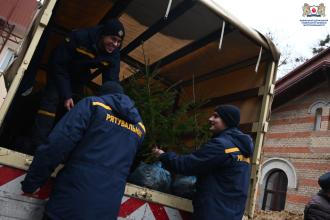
0 163 192 220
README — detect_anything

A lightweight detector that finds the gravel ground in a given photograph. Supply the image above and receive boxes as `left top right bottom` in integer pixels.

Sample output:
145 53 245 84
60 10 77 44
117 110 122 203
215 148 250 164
252 210 304 220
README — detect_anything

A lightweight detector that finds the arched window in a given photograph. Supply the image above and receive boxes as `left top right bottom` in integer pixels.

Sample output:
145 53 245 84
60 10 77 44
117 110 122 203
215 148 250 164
314 108 322 130
262 170 288 211
309 101 328 131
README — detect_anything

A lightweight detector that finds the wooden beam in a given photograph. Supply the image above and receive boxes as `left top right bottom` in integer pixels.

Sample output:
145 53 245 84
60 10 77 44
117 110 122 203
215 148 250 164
121 55 174 87
151 27 233 70
121 55 144 70
178 54 271 88
120 1 195 56
100 0 133 23
202 87 260 108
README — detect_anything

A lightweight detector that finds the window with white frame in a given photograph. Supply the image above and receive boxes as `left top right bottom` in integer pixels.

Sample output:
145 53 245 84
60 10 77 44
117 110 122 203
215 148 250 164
314 107 322 131
260 158 298 211
308 101 329 131
262 170 288 211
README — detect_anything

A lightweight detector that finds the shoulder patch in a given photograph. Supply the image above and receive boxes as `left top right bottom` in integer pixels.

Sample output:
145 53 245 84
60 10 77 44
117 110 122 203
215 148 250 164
76 47 95 59
92 102 112 110
224 147 240 154
224 146 250 164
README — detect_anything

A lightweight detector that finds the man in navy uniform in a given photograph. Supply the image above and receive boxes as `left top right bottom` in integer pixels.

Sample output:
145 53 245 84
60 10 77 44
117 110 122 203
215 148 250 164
31 19 125 149
22 81 145 220
304 172 330 220
153 105 254 220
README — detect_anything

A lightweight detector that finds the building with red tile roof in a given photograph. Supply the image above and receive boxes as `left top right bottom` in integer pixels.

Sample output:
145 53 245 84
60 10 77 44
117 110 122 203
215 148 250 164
258 47 330 213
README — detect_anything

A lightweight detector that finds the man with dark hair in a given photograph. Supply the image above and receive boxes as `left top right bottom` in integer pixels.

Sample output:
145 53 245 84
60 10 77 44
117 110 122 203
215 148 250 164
21 82 145 220
31 19 125 149
304 172 330 220
153 104 254 220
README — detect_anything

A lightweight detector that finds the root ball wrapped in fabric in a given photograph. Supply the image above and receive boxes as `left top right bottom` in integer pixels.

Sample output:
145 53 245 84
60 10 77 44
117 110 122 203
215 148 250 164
128 162 171 193
171 175 196 199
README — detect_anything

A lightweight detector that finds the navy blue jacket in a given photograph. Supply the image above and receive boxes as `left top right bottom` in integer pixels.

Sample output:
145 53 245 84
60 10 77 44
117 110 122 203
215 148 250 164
304 190 330 220
21 94 145 220
160 127 253 220
50 26 121 99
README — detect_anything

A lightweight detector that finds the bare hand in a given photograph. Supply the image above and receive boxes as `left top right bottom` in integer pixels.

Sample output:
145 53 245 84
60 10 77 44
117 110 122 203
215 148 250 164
152 146 165 157
64 98 74 111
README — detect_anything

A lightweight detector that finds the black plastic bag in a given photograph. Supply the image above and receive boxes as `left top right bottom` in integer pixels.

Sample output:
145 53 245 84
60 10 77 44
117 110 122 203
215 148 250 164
171 175 197 199
128 162 171 193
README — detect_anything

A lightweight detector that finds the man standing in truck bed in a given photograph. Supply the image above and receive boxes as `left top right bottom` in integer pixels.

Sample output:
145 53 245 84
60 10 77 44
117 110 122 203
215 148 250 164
30 19 125 150
21 81 145 220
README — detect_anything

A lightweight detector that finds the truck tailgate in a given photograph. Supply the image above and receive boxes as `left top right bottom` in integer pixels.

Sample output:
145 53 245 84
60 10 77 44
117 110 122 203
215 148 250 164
0 164 191 220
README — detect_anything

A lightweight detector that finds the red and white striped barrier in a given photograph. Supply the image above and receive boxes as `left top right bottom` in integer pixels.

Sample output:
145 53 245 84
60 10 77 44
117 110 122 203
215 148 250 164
0 165 191 220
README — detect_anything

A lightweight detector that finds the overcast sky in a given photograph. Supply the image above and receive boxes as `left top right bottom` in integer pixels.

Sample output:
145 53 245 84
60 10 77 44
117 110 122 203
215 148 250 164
214 0 330 77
